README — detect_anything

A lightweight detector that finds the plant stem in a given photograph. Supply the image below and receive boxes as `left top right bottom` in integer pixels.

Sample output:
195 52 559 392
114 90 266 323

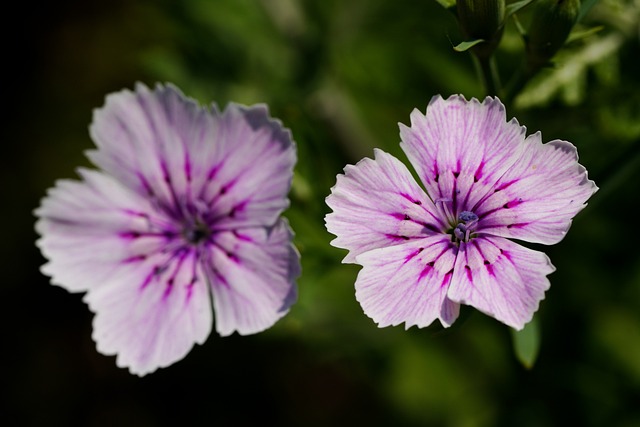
504 59 544 104
503 64 529 104
475 54 501 97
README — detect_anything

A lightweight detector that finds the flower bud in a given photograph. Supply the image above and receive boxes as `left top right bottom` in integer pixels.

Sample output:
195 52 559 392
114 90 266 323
526 0 581 68
457 0 506 58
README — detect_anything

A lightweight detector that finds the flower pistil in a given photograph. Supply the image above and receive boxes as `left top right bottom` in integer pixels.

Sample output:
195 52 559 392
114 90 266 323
453 210 479 243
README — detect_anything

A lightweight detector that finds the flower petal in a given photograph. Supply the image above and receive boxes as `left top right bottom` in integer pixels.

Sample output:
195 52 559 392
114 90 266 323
87 83 215 217
88 83 295 229
202 103 296 230
355 235 460 329
36 168 212 375
399 95 527 215
476 137 597 244
326 148 445 263
447 236 554 330
85 249 212 376
35 168 176 293
204 219 300 336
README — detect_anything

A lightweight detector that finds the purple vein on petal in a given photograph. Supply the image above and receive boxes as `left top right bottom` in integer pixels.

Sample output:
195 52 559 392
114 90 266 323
136 172 155 198
470 178 520 214
160 161 182 215
441 268 454 288
205 199 250 225
451 174 460 214
195 162 224 201
139 269 156 291
135 170 181 220
457 160 487 210
211 265 230 289
467 239 495 278
398 192 423 206
404 247 424 264
418 245 453 280
384 233 415 242
208 238 242 265
388 212 440 232
184 152 193 183
398 192 447 229
122 254 148 263
185 254 199 302
137 247 185 292
476 198 525 221
505 222 530 229
205 178 238 207
121 209 175 228
118 231 177 240
474 160 486 183
232 230 254 243
162 249 190 300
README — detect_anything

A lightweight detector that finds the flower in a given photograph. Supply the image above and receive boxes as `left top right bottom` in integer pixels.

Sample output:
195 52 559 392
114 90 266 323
325 95 596 330
35 83 300 375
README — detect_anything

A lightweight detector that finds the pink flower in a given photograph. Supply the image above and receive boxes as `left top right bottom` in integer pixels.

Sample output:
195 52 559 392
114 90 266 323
35 83 299 375
325 95 597 330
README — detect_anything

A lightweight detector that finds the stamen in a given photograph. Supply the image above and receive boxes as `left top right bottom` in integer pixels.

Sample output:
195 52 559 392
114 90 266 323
459 211 478 223
450 210 479 243
454 224 467 241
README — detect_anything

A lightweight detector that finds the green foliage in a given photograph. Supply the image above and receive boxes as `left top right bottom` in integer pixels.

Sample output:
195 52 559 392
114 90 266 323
453 38 486 52
505 0 537 17
511 316 541 369
434 0 457 10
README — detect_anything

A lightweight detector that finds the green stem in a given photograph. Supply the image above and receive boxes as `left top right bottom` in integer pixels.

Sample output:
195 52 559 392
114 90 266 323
503 60 542 104
504 64 528 104
475 54 501 97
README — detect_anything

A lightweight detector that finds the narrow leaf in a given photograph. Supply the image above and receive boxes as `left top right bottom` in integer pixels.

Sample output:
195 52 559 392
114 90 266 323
506 0 536 17
567 26 604 44
512 13 527 37
511 315 541 369
433 0 456 10
578 0 599 22
453 39 485 52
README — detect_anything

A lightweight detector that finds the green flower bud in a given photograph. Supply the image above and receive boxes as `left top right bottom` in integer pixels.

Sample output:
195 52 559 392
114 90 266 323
457 0 506 58
526 0 581 68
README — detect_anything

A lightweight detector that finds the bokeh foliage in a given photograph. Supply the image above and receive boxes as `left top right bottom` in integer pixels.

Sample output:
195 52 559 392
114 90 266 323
4 0 640 426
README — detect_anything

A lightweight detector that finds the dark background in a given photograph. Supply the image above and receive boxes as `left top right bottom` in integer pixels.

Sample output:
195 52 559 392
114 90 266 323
4 1 640 426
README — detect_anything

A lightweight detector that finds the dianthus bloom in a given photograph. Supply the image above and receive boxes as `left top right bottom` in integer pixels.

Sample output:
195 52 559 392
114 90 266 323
325 95 596 330
35 83 299 375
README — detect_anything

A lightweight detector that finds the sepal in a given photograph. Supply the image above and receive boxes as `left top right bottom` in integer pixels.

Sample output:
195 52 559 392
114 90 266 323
456 0 506 58
526 0 581 68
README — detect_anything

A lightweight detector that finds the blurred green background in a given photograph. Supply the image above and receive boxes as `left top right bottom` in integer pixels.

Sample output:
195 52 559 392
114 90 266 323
4 0 640 425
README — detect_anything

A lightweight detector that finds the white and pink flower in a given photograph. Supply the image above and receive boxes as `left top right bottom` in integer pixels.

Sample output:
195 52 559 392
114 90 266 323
35 83 299 375
326 95 597 330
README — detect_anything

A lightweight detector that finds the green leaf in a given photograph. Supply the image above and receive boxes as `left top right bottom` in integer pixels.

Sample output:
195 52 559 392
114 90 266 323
433 0 456 10
453 39 485 52
567 26 604 44
511 316 541 369
506 0 536 17
512 13 527 37
515 33 624 108
578 0 599 22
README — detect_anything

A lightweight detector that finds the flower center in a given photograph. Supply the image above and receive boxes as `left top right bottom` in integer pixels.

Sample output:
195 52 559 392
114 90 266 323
183 221 211 245
451 210 478 243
